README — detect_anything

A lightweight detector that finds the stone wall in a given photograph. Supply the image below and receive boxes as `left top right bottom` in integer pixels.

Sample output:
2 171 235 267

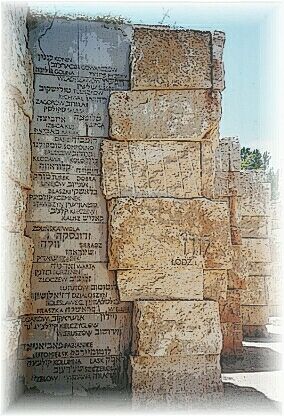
1 3 34 406
102 26 227 408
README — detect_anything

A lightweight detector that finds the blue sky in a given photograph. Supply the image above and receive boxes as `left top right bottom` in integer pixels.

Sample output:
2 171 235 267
30 1 281 168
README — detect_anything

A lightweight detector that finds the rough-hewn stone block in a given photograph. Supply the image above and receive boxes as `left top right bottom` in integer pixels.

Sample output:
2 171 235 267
131 28 224 90
204 270 227 301
108 198 232 271
219 290 241 324
229 194 242 245
248 262 271 276
227 246 248 289
241 216 271 238
239 172 271 216
242 238 271 263
131 355 223 407
221 322 243 355
214 172 240 198
266 275 281 306
242 325 268 338
109 90 221 141
240 276 268 306
132 301 222 356
215 137 241 172
117 268 203 301
102 140 202 198
241 305 269 326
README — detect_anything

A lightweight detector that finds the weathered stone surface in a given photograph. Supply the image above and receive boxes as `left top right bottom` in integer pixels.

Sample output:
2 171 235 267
117 268 203 301
266 275 282 306
221 323 243 355
132 301 222 356
242 325 268 338
2 4 33 117
241 305 269 326
229 194 242 245
131 28 224 90
248 262 271 276
214 172 240 198
102 140 202 198
241 216 271 238
108 198 232 270
3 319 21 359
204 270 227 301
240 276 268 306
219 290 241 324
25 222 107 263
1 97 31 188
242 238 271 263
131 355 223 407
227 246 248 289
239 172 271 216
109 90 221 141
202 139 219 199
2 231 33 318
26 172 107 223
0 174 28 232
215 137 241 172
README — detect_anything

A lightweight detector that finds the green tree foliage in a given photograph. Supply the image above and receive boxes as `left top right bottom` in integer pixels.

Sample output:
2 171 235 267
241 147 279 200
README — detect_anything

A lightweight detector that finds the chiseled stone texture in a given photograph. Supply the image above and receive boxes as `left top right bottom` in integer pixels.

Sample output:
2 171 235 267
227 246 248 290
132 301 222 356
219 290 241 324
102 140 202 199
1 97 32 188
229 194 242 245
240 276 268 306
242 325 268 338
221 322 243 355
266 275 282 306
109 90 221 141
241 216 271 238
215 137 241 172
131 28 225 90
0 174 28 233
241 305 269 326
117 268 203 301
108 198 232 271
241 238 271 263
204 270 227 301
214 172 240 198
2 231 33 318
239 172 271 216
131 355 223 408
248 262 271 276
2 4 33 118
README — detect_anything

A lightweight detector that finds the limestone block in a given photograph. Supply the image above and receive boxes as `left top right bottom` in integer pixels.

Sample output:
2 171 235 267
131 355 223 407
221 322 243 355
0 174 28 233
229 194 242 245
241 305 269 326
215 137 241 172
219 290 241 324
239 172 271 216
2 231 33 318
1 97 31 188
227 246 248 289
109 90 221 141
2 319 21 359
266 275 282 306
117 268 203 301
241 216 271 238
248 262 271 276
2 4 33 117
108 198 232 270
242 238 271 263
214 172 240 198
240 276 268 306
201 139 219 199
204 270 227 301
132 301 222 356
131 28 224 90
268 305 282 317
242 325 268 338
102 140 202 198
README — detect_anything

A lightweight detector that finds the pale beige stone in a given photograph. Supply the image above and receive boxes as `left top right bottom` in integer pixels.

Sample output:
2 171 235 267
0 174 28 232
215 137 241 172
202 138 219 199
109 90 221 141
117 268 203 301
131 355 223 407
227 246 248 289
2 231 33 318
241 305 269 326
204 270 227 301
102 140 202 198
242 238 271 263
132 300 222 356
221 322 243 355
214 172 240 198
219 290 241 324
108 198 232 271
240 276 268 306
229 194 242 245
248 262 271 276
1 97 32 188
241 216 271 238
266 275 282 306
131 28 224 90
239 172 271 216
2 319 21 359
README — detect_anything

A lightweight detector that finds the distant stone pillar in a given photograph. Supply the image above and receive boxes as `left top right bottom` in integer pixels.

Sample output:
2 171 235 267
102 27 230 408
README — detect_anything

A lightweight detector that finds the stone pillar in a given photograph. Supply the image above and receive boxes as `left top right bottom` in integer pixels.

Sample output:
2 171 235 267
102 27 229 408
214 137 247 355
1 3 34 407
239 171 272 337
